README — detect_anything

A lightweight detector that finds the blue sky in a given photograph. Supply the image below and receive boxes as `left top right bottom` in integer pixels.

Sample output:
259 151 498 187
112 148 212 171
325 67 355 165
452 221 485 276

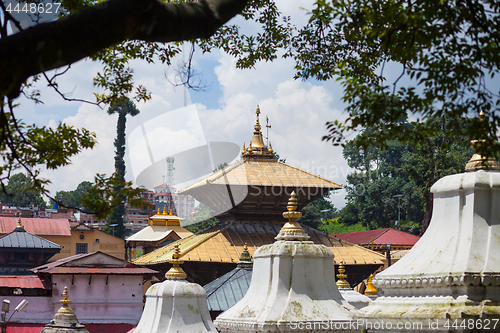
8 0 359 210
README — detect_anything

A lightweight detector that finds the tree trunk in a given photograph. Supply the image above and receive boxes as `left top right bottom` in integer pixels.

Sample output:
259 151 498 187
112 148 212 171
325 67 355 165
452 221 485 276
421 186 433 234
0 0 248 98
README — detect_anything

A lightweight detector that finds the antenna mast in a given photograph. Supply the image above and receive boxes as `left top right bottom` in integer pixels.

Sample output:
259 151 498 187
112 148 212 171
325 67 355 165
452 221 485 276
165 157 177 216
266 116 271 146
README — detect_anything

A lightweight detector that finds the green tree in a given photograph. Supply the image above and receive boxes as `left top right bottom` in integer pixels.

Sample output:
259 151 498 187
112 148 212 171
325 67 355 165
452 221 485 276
213 162 229 173
1 173 46 208
301 0 500 158
53 180 93 211
203 0 500 157
184 203 219 233
341 117 473 232
54 190 77 209
105 99 140 238
0 0 250 218
72 181 93 208
298 195 337 231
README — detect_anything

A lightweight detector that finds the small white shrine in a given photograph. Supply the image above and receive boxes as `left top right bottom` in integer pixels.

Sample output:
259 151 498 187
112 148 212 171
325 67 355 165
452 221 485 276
361 128 500 328
133 244 216 333
41 287 88 333
214 192 357 332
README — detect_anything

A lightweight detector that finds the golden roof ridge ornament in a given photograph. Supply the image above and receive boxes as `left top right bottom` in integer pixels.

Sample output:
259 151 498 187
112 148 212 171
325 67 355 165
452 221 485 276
242 106 274 159
165 244 187 280
365 274 378 296
237 243 253 268
276 192 309 241
57 286 75 315
465 110 500 171
17 217 22 229
336 262 350 288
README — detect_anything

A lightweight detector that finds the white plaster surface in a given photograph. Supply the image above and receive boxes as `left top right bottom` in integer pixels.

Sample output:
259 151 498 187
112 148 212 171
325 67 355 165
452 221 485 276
214 240 357 332
361 170 500 320
338 287 372 310
53 274 145 324
134 279 216 333
5 274 145 324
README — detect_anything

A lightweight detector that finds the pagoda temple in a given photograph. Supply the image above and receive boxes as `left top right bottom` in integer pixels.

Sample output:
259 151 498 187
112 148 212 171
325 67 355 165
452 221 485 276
126 207 192 257
133 107 384 285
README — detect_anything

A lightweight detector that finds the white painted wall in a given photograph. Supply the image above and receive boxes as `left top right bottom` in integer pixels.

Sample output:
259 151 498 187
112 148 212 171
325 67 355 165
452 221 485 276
3 274 145 325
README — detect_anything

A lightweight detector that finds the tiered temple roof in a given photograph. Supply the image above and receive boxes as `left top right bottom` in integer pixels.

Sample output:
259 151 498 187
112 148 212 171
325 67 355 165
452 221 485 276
134 106 383 285
126 207 192 256
179 106 343 221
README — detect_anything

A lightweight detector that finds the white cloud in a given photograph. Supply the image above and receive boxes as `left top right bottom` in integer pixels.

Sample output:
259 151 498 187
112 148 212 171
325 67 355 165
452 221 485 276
13 12 352 208
194 51 350 208
40 103 117 194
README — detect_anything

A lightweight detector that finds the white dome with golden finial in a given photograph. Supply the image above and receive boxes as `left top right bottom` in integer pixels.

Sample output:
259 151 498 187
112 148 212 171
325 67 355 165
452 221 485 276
134 244 216 333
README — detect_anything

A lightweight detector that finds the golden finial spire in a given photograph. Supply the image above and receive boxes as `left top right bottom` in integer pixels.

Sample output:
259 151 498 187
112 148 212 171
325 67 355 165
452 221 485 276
242 106 274 159
17 217 22 228
165 244 187 280
157 208 161 215
239 243 252 262
162 205 167 215
255 105 261 132
57 286 75 314
237 243 252 268
465 110 500 171
365 274 378 296
268 142 273 154
336 262 350 288
276 192 309 240
169 209 173 215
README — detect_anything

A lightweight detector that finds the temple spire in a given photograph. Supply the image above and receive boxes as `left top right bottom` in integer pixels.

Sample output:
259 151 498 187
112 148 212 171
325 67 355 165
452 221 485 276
57 287 75 315
465 111 500 171
276 192 309 241
242 106 274 159
336 262 350 288
165 244 187 280
365 274 378 296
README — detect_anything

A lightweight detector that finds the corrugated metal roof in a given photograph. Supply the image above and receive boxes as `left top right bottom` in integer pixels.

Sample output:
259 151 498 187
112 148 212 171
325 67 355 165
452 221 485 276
0 218 70 236
0 227 62 250
203 267 252 312
0 275 51 289
331 228 421 246
35 267 156 275
31 251 157 275
133 222 384 266
180 159 342 192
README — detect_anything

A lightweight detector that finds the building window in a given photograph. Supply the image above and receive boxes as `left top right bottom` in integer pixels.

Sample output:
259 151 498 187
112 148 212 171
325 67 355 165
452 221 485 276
76 243 88 254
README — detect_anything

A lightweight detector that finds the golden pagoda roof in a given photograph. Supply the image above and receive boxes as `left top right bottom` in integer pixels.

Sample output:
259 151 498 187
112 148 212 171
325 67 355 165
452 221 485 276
177 106 342 218
126 206 192 243
179 160 342 193
179 105 342 193
132 221 384 266
180 158 342 190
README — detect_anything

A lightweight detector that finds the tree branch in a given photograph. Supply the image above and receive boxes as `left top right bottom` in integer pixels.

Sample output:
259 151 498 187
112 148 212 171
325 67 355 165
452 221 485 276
0 0 248 98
